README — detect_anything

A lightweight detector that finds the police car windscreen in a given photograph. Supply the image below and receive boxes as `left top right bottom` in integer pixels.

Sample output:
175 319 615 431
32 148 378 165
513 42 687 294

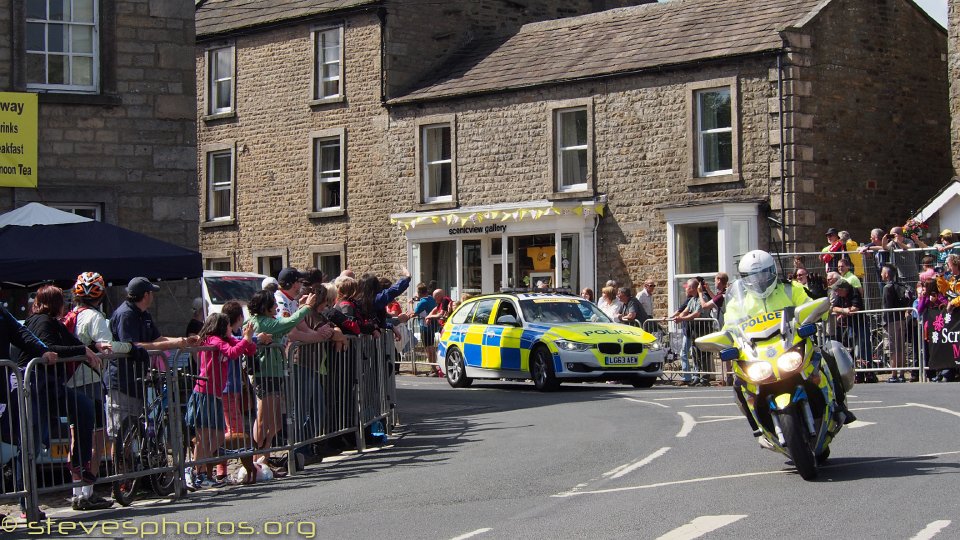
204 276 261 305
520 299 610 324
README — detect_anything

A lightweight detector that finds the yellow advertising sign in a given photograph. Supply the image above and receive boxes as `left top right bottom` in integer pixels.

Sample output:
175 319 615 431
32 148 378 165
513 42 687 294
0 92 38 188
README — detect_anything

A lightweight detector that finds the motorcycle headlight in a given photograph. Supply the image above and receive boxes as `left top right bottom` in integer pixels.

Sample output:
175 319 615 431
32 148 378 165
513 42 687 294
776 347 804 373
554 339 593 352
744 361 774 383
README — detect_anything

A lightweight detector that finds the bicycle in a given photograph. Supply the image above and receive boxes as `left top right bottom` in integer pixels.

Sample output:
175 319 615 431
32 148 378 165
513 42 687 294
112 369 202 506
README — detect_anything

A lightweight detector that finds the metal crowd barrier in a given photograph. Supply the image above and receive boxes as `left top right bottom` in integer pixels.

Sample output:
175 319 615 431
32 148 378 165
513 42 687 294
642 317 723 383
826 307 926 382
0 360 33 516
7 332 397 521
396 315 441 375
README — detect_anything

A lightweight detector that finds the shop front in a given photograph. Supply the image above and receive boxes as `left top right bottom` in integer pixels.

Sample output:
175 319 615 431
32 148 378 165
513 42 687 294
391 200 604 299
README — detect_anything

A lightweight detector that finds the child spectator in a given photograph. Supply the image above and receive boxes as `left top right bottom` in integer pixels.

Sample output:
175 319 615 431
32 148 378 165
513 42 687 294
185 313 256 488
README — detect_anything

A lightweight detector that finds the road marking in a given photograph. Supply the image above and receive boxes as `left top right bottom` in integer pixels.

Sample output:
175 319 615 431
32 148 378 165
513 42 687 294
622 397 671 408
684 403 737 408
847 400 882 404
653 396 731 401
656 515 748 540
910 520 952 540
849 404 913 411
450 528 492 540
554 451 960 498
606 447 672 479
676 412 696 438
696 417 744 424
907 403 960 419
845 420 876 429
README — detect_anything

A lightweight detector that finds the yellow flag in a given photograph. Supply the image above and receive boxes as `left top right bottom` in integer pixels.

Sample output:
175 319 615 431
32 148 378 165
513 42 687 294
573 207 584 216
596 204 605 217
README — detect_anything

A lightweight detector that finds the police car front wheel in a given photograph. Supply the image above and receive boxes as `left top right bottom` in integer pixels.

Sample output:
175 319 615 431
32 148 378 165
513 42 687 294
530 346 560 392
445 348 473 388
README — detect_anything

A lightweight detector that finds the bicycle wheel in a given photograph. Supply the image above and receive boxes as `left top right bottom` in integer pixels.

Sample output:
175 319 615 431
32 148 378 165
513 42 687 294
112 418 144 507
148 412 179 497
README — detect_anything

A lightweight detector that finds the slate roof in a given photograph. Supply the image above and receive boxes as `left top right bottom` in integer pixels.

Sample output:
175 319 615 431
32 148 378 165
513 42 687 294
196 0 379 38
391 0 829 103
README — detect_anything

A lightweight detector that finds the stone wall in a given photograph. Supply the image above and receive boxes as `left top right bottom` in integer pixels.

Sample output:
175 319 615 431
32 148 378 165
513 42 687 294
382 0 655 98
786 0 950 251
0 0 199 335
197 12 407 279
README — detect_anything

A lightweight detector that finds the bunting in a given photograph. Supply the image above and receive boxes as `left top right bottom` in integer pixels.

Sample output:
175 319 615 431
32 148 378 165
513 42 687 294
390 202 608 231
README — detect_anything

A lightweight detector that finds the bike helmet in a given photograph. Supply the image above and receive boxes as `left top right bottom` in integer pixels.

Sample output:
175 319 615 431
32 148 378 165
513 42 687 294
738 250 778 299
73 272 106 299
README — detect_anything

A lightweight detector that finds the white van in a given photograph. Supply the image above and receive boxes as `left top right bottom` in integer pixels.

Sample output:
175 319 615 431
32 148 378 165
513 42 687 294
201 270 269 315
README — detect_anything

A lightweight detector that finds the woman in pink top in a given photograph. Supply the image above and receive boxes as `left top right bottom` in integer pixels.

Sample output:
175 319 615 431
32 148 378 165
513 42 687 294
185 313 256 489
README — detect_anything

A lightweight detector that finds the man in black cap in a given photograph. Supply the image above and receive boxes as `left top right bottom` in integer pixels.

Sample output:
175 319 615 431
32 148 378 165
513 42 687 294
820 227 845 274
107 277 199 440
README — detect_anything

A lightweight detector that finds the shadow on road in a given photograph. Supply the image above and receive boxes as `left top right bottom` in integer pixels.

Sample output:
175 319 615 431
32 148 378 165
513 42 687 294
815 454 960 482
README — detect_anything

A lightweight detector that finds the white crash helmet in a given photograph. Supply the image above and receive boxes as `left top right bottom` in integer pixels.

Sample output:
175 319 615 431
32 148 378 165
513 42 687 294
738 250 778 299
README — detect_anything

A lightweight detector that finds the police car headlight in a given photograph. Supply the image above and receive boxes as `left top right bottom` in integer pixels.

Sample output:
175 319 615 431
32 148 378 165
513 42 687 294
554 339 593 352
776 346 804 373
648 341 661 351
745 361 774 383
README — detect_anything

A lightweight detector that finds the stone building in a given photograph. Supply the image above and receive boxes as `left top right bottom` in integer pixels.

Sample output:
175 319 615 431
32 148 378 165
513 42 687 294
198 0 949 312
195 0 653 278
0 0 198 332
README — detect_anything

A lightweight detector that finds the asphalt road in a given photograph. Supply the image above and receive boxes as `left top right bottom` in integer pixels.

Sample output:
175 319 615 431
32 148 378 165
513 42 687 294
24 379 960 540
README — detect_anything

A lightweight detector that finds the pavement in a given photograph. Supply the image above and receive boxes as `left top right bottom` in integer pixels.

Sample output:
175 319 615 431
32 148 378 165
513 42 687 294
1 377 957 539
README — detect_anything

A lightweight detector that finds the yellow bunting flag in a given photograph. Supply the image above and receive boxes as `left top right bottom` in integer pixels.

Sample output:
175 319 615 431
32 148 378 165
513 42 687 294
573 207 584 216
596 204 605 217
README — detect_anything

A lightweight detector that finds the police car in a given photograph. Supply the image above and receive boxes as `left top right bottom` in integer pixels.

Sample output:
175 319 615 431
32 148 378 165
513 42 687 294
437 292 664 391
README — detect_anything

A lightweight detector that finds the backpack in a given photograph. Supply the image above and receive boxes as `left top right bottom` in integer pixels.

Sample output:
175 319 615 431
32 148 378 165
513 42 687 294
60 306 88 334
890 282 917 309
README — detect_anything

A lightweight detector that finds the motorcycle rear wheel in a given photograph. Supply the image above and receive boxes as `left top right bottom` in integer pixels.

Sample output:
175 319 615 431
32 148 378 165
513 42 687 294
780 411 818 480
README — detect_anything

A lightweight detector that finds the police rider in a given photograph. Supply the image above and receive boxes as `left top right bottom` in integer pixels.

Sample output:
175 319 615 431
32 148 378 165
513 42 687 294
725 250 856 446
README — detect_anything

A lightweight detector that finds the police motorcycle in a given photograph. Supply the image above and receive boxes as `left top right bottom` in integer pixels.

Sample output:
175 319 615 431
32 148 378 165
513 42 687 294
695 280 855 481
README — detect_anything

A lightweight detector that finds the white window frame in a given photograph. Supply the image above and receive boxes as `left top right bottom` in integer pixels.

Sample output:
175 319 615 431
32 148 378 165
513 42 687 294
313 135 343 212
205 258 232 271
206 148 234 222
555 107 589 192
206 45 235 116
695 87 733 177
50 203 101 220
663 203 759 313
25 0 100 92
421 124 453 203
312 26 343 101
312 251 343 280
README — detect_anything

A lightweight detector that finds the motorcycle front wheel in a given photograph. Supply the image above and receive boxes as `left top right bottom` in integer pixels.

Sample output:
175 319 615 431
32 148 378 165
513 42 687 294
780 410 818 480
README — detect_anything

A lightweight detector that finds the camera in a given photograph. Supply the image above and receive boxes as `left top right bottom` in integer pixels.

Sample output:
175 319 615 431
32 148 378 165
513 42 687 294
696 276 704 283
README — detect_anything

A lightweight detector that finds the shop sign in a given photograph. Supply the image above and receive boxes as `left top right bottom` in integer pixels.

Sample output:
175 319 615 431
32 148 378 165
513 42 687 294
448 223 508 236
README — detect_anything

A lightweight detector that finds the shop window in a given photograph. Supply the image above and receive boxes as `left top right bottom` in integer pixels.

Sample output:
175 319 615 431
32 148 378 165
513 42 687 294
511 234 556 289
462 239 482 295
560 234 579 290
416 240 456 294
26 0 99 93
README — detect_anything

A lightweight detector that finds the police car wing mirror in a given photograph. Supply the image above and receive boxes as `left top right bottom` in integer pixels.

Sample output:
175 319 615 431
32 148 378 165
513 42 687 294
694 331 733 354
496 315 520 326
795 297 830 326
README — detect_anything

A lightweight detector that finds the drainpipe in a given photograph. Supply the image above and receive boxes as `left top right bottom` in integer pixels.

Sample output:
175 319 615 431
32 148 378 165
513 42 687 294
777 51 787 255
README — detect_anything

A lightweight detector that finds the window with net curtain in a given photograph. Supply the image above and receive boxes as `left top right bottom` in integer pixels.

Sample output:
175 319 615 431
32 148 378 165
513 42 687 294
25 0 99 92
422 125 452 202
556 107 588 191
696 88 732 176
314 27 341 99
208 46 233 114
207 150 232 221
314 137 341 211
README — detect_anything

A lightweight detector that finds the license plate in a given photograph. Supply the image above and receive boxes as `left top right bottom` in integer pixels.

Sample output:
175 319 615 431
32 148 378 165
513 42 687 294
606 356 638 365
